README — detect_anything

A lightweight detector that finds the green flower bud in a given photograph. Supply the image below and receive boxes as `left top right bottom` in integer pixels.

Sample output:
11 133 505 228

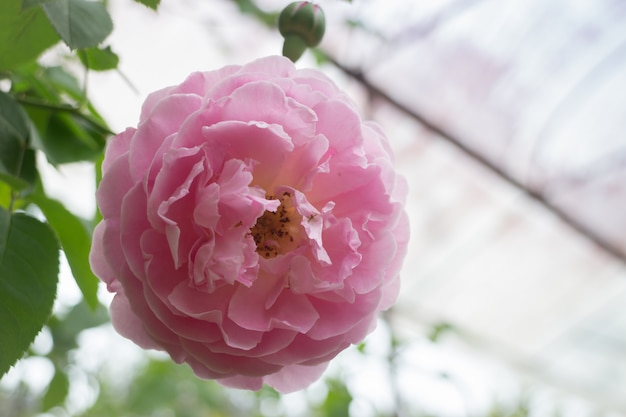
278 2 326 62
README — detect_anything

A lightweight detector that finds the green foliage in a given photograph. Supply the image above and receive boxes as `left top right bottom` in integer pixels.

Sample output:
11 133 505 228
22 0 52 8
1 0 114 70
487 400 531 417
29 191 99 309
133 0 161 10
10 64 109 165
78 46 120 71
0 92 36 191
0 0 115 383
0 208 60 376
93 153 104 223
232 0 279 28
41 0 113 49
47 301 109 358
0 182 15 209
42 366 70 410
0 92 30 148
81 358 243 417
0 1 60 71
0 300 109 416
428 322 455 342
36 110 108 164
317 378 353 417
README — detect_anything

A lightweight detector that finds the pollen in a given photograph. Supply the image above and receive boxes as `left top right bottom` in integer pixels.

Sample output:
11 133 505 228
250 191 303 259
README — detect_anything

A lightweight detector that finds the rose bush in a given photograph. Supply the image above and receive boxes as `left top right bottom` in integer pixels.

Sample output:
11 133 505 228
90 56 408 393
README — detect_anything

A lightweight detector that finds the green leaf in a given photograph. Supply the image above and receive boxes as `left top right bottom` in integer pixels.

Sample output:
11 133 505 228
16 68 106 124
0 179 30 211
42 65 85 100
42 0 113 49
29 192 99 309
428 322 455 342
0 0 60 71
21 0 48 9
93 152 103 224
78 46 119 71
0 208 60 377
320 379 352 417
0 92 30 148
47 301 109 355
42 367 69 410
0 92 37 190
0 182 12 209
233 0 278 28
0 148 38 192
133 0 160 10
11 66 110 165
37 111 106 164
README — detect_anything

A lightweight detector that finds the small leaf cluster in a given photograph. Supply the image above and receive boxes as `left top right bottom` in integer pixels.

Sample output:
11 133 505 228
0 0 159 381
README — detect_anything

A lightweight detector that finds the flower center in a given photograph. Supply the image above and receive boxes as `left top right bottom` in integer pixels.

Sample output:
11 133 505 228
250 191 303 259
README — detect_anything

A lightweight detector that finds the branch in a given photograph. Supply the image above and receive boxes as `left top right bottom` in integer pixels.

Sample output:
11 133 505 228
15 96 115 136
321 52 626 263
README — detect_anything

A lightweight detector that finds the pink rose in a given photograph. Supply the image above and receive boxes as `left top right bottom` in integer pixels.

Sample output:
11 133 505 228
90 56 408 393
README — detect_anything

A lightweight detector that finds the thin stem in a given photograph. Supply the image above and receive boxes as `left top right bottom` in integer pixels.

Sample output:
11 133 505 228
382 310 404 417
81 52 90 108
15 96 115 136
115 68 140 95
8 190 16 212
6 142 27 213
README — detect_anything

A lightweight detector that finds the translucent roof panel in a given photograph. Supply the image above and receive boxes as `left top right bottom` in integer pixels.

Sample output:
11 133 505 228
318 0 626 411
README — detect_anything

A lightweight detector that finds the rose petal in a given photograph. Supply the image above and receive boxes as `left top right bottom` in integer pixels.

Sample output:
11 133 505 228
219 80 317 142
89 222 117 289
120 183 151 280
110 293 160 350
264 362 329 394
97 153 134 219
208 328 297 358
241 55 296 77
218 375 264 391
313 99 365 154
276 133 329 191
228 276 320 333
130 94 203 180
201 120 294 189
306 290 381 340
101 127 133 173
260 332 351 366
181 338 281 377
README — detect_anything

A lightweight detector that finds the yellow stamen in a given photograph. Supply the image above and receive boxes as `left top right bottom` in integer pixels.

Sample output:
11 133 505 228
250 191 303 259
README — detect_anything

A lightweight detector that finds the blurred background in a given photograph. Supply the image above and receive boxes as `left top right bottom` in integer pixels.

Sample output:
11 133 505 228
2 0 626 415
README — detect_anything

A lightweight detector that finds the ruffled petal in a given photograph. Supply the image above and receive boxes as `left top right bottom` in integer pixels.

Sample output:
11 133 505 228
201 120 294 189
101 127 133 173
89 222 117 289
228 275 319 333
130 93 203 180
306 290 381 341
219 80 317 143
97 153 134 219
110 293 160 350
264 362 328 394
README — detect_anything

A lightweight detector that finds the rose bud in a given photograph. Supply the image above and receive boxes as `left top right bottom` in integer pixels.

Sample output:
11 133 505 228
278 1 325 62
